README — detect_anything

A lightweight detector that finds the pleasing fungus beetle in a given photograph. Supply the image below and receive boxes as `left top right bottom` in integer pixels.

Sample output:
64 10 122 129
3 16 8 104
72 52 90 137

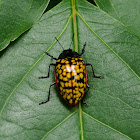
39 37 103 107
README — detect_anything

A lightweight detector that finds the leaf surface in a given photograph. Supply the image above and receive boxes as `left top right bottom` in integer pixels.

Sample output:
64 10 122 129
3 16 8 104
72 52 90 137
0 0 50 51
94 0 140 36
0 0 140 139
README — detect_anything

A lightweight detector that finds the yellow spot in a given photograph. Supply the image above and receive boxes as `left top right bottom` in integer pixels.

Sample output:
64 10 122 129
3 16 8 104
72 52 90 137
82 65 85 70
84 78 86 82
63 77 68 81
75 87 78 91
77 62 80 66
61 65 65 70
73 82 76 87
79 73 83 79
72 79 75 84
76 97 79 100
75 65 79 69
75 100 78 103
57 64 61 69
60 87 63 91
68 82 71 87
71 59 75 63
72 79 78 87
80 82 83 87
66 89 72 94
72 61 77 65
61 59 65 63
67 95 71 100
65 82 68 87
57 59 61 62
76 82 79 87
63 89 66 93
69 99 73 104
76 69 80 73
75 90 79 95
66 89 69 93
80 68 83 73
60 81 64 87
59 75 63 80
84 84 86 88
75 75 80 80
72 71 75 77
62 72 66 76
77 92 81 97
75 94 78 98
67 73 71 78
65 61 69 64
63 94 67 99
69 93 73 97
80 88 84 93
58 69 62 74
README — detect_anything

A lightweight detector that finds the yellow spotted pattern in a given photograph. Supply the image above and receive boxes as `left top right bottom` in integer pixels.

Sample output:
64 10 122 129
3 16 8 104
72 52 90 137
55 57 87 107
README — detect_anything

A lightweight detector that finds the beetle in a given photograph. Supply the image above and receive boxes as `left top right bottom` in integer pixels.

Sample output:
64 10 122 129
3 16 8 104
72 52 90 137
39 37 103 107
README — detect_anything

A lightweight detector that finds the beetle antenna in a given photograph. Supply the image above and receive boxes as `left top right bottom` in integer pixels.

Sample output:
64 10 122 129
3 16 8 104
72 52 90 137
69 34 74 49
55 37 64 50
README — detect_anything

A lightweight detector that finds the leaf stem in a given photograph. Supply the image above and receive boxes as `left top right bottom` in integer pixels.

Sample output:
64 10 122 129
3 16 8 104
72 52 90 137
72 0 84 139
72 0 78 52
79 103 84 140
41 110 78 140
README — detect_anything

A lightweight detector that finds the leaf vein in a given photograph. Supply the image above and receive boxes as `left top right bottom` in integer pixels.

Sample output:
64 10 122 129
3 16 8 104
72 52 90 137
82 111 132 140
77 12 140 81
85 0 140 38
0 15 72 117
41 110 78 140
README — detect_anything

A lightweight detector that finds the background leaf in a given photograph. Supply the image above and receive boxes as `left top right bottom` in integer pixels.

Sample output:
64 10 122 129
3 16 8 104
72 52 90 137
0 0 140 139
0 0 50 51
94 0 140 36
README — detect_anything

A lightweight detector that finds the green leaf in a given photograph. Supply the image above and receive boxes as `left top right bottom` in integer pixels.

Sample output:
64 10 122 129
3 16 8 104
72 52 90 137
0 0 140 139
0 0 50 51
94 0 140 36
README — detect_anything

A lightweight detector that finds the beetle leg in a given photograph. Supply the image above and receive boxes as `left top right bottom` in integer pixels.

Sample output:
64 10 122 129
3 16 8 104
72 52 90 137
86 63 103 78
39 82 56 105
39 63 55 79
82 100 88 106
45 52 58 60
81 85 90 106
85 84 90 93
79 42 86 56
